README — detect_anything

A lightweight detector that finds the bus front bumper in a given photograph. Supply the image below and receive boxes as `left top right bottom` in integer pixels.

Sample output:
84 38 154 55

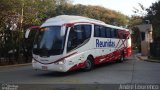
32 59 68 72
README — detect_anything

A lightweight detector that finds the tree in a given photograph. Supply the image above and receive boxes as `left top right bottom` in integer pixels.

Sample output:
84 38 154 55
128 16 143 28
55 4 129 26
145 0 160 39
0 0 130 65
0 0 58 64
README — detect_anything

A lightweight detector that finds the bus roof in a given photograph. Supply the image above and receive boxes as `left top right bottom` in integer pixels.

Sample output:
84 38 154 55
41 15 128 31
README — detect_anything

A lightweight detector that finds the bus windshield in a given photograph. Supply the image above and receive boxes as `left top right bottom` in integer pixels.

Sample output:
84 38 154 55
33 26 66 56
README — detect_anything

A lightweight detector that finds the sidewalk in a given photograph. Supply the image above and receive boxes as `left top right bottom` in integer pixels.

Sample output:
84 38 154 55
136 53 160 63
0 63 31 69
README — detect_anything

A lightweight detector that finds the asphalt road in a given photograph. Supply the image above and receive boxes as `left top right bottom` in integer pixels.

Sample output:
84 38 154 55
0 52 160 89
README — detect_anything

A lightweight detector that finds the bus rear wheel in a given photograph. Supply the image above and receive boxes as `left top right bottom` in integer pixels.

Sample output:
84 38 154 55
118 53 125 63
83 57 94 71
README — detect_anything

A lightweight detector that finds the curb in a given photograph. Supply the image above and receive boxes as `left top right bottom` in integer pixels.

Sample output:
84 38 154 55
137 55 160 63
136 56 144 60
144 59 160 63
0 63 31 69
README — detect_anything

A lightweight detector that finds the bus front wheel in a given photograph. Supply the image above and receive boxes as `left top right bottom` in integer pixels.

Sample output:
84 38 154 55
83 57 94 71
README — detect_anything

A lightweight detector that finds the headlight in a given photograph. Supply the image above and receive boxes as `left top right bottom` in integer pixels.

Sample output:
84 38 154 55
55 60 65 65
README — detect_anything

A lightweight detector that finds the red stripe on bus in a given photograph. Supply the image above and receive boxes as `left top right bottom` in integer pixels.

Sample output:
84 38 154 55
68 47 131 71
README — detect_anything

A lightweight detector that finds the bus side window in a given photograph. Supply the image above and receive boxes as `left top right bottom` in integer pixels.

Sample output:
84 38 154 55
94 25 100 37
121 33 126 39
117 29 121 39
124 34 128 39
83 25 91 39
110 28 115 38
94 25 106 38
118 30 124 39
67 27 78 51
100 26 106 38
114 29 118 38
105 27 111 38
67 24 91 52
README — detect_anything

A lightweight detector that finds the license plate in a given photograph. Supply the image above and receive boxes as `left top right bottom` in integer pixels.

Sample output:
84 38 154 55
42 66 48 70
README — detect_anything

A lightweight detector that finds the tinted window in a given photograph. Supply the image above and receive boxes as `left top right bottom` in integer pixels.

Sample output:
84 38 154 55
114 29 118 38
110 28 115 38
95 25 120 38
100 26 106 37
67 25 91 52
94 25 106 37
110 28 119 38
33 26 66 56
117 29 120 38
118 30 128 39
94 25 100 37
105 27 111 38
84 25 92 39
74 25 83 40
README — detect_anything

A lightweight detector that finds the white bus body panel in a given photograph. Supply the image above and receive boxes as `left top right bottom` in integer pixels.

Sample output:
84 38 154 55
32 15 131 72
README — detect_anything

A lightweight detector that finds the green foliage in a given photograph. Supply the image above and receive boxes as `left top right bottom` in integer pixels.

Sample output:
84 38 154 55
131 27 141 51
146 0 160 39
0 0 130 65
55 4 129 26
128 16 143 28
0 0 129 29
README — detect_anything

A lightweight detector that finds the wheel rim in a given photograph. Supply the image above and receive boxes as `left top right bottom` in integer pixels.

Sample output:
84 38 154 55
86 60 91 69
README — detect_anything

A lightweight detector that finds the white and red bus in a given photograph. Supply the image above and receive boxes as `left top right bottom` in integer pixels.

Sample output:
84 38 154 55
28 15 131 72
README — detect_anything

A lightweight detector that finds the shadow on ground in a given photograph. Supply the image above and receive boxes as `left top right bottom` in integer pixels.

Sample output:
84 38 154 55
33 59 130 77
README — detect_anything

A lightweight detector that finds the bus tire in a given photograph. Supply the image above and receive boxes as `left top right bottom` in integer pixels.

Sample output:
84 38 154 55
118 53 125 63
83 57 94 71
